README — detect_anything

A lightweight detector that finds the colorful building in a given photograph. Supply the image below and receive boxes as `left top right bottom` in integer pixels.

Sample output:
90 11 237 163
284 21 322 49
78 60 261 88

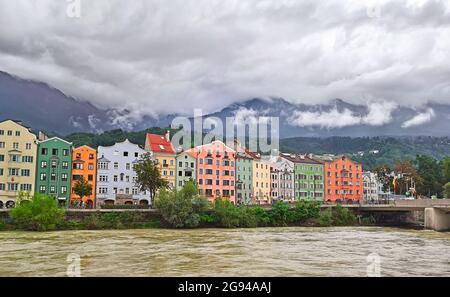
283 154 325 201
314 155 363 203
0 120 38 208
235 151 253 205
145 131 176 189
193 140 236 203
35 137 73 207
363 171 379 202
176 150 197 189
252 156 271 205
270 153 295 202
70 145 97 208
96 139 151 207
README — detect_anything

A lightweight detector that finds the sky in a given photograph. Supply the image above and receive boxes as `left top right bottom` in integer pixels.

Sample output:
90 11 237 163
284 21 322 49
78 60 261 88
0 0 450 123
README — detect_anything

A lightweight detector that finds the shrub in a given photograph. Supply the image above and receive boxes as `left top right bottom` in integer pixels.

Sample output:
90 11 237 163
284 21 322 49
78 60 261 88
0 220 6 231
318 208 333 227
10 194 65 231
290 200 321 223
333 204 356 226
269 202 290 226
155 181 209 228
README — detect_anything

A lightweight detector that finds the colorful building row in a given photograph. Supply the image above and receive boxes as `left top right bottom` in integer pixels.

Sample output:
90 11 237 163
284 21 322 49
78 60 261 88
1 119 366 208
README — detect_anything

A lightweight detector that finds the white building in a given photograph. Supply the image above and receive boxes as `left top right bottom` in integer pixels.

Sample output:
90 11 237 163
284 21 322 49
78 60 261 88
363 171 379 202
96 139 151 207
269 154 295 202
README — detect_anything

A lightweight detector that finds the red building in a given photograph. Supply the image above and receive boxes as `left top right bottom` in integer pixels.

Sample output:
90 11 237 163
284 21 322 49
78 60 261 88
315 155 363 203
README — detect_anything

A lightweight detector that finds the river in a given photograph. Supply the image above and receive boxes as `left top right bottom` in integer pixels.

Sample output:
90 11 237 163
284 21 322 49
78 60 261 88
0 227 449 277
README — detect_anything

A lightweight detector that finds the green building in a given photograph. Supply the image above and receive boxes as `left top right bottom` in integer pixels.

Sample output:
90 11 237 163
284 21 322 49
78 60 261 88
235 152 253 205
176 151 197 189
35 137 73 206
283 154 324 201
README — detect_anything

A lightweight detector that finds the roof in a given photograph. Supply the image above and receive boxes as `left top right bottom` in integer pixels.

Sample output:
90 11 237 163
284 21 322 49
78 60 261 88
146 133 176 155
281 154 323 165
38 136 73 146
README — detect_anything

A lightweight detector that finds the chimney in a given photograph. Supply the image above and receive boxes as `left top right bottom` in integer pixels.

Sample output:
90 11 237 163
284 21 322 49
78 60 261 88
165 130 170 142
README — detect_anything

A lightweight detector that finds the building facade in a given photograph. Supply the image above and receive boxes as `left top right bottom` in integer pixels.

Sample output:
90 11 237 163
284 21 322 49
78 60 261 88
194 140 236 203
35 137 73 206
363 171 379 202
176 150 196 189
96 139 150 207
70 145 97 208
284 154 325 201
316 155 363 203
0 120 38 208
235 152 253 205
145 132 176 189
270 154 295 202
252 157 271 205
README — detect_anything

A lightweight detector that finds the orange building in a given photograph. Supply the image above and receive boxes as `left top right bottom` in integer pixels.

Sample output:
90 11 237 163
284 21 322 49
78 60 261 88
70 145 97 208
315 155 363 203
192 140 236 204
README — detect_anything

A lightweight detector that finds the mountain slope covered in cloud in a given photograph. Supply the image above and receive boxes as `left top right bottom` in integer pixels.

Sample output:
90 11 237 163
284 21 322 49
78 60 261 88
0 71 449 137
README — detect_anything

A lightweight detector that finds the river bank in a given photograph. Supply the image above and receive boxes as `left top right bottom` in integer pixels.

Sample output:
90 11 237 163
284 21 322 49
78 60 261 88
0 227 448 277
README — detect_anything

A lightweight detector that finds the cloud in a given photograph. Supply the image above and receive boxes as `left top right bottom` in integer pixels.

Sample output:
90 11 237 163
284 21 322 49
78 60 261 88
288 107 361 129
401 108 435 128
0 0 449 119
362 101 398 126
288 100 398 129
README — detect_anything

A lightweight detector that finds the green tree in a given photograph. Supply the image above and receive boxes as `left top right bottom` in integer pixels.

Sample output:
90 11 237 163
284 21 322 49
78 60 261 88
443 182 450 199
10 194 65 231
394 160 421 196
73 177 92 203
134 153 168 206
415 155 443 198
155 181 208 228
440 156 450 183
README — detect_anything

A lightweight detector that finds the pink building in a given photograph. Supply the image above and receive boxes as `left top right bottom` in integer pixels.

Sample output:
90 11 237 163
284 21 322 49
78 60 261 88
190 141 236 204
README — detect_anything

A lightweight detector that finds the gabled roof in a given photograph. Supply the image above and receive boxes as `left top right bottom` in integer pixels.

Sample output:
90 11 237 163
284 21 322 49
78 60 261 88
38 136 73 146
146 133 176 154
281 154 323 165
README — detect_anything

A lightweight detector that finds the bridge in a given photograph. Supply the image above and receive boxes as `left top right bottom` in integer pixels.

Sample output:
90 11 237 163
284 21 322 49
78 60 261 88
324 199 450 231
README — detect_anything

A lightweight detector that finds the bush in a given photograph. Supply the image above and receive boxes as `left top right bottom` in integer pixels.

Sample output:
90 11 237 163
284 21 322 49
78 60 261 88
444 182 450 199
101 204 150 210
155 181 209 228
10 194 65 231
0 220 6 231
269 202 290 226
290 200 321 223
318 208 333 227
333 204 356 226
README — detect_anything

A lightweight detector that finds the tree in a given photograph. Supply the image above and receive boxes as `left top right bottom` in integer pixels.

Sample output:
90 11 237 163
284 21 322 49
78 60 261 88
73 177 92 204
415 155 443 198
133 153 168 206
10 194 65 231
441 156 450 183
374 164 392 192
155 181 208 228
444 182 450 198
394 160 421 196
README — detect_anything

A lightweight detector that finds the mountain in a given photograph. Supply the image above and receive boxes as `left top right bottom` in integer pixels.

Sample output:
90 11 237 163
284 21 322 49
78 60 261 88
1 71 449 137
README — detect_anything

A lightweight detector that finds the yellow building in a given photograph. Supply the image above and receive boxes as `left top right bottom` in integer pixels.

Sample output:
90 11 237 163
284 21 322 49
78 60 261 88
0 120 38 208
145 132 177 189
252 156 271 205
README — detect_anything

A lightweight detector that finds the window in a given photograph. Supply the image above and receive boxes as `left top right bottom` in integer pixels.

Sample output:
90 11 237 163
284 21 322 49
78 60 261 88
39 186 46 193
114 162 119 169
98 187 108 194
52 148 58 156
40 173 47 181
89 154 94 160
0 142 5 148
0 169 3 176
114 175 118 182
0 130 3 135
8 183 19 192
9 154 20 162
22 156 33 163
99 175 108 182
15 131 20 136
8 168 19 176
88 163 94 170
0 183 5 191
62 162 68 169
51 173 56 181
63 149 69 156
20 184 32 191
135 152 139 158
49 186 56 193
126 163 130 170
40 160 47 168
13 142 19 150
61 186 67 194
73 163 83 170
61 173 68 181
7 130 12 136
21 169 30 177
123 151 129 157
0 155 4 162
41 148 48 155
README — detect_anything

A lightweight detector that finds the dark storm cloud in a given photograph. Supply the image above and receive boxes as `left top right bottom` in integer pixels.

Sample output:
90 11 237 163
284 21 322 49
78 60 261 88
0 0 449 122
